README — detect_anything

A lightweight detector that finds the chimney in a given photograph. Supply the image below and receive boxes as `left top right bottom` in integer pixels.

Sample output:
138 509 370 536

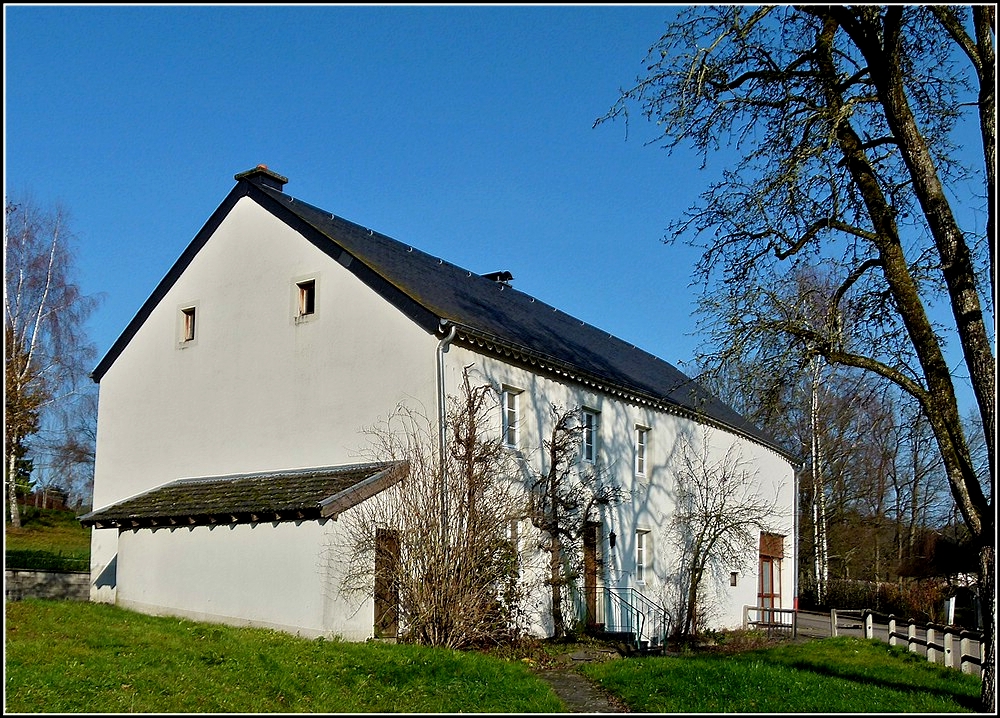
482 270 514 285
234 164 288 191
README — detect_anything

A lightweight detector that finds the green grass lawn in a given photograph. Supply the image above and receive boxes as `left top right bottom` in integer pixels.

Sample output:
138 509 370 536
6 600 984 714
5 599 564 713
581 635 982 713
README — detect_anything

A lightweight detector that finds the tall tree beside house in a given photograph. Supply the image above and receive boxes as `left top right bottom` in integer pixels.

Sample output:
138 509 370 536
4 195 98 527
5 329 41 508
339 369 526 649
529 405 624 639
599 6 994 710
700 339 958 602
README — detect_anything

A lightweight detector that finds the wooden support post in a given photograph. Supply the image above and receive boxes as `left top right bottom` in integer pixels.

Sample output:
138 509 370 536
831 608 838 638
888 615 897 647
926 624 937 664
908 620 918 653
864 610 873 639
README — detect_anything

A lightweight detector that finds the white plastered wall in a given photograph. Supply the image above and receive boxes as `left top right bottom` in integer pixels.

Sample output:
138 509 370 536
90 197 439 605
115 509 376 641
442 344 796 635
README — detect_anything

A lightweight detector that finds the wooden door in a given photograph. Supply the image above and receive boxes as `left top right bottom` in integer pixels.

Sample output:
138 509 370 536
374 528 400 638
583 522 599 628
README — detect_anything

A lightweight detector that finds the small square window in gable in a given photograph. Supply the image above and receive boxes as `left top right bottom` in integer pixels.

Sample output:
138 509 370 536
177 303 198 347
293 275 319 323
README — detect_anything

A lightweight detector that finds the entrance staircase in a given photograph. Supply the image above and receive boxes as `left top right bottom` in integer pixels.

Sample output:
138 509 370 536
587 587 670 656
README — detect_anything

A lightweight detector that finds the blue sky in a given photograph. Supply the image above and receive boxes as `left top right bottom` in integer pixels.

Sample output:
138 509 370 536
4 4 987 423
6 4 713 375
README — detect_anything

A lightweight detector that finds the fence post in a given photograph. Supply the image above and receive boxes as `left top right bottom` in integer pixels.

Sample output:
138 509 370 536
943 626 955 669
888 615 897 647
908 619 918 653
958 631 983 673
864 610 874 640
926 624 937 664
830 608 838 638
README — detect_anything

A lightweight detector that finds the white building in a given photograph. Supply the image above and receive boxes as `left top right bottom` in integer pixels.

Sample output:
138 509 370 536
82 166 799 644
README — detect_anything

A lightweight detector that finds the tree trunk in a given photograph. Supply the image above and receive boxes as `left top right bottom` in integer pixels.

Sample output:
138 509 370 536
979 542 996 712
6 428 23 529
549 536 564 638
810 359 828 604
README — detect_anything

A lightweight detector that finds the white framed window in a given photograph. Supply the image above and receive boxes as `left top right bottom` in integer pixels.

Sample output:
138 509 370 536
635 425 649 476
502 386 521 448
508 518 522 578
582 409 598 463
635 529 650 583
177 303 198 346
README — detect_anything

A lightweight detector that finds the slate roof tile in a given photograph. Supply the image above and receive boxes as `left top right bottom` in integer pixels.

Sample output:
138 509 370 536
79 461 402 529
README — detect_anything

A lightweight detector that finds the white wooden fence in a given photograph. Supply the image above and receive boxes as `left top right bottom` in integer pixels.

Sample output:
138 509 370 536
832 608 983 675
742 605 797 637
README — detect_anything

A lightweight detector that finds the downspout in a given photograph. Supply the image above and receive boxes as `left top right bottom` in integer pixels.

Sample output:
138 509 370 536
436 320 457 542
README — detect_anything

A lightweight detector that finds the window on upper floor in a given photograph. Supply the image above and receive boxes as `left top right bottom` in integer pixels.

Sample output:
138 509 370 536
293 276 319 323
502 386 521 449
635 425 649 476
582 409 599 463
297 279 316 317
178 305 197 345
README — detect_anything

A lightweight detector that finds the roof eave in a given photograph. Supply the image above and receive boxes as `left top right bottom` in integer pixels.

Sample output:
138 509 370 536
90 181 255 382
450 323 799 463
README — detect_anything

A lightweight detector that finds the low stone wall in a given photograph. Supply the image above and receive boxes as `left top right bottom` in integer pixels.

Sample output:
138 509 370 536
5 569 90 601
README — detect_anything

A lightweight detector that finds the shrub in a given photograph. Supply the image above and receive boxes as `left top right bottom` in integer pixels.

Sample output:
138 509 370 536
5 549 89 572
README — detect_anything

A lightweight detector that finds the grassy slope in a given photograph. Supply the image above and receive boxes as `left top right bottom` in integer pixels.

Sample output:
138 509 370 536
4 517 983 713
5 600 564 713
581 636 982 713
5 507 91 556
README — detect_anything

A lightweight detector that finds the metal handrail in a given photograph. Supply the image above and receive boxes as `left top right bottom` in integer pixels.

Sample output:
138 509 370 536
625 588 669 648
605 587 670 650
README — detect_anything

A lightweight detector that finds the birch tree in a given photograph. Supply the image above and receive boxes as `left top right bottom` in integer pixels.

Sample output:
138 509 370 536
808 357 830 605
4 195 97 527
600 6 994 709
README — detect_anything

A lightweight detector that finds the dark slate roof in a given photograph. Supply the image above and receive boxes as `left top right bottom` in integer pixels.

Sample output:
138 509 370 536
79 461 405 529
90 167 795 461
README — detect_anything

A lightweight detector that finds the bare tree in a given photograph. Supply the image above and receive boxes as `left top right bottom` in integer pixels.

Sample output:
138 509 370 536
4 194 98 527
666 434 782 638
528 405 624 639
599 7 994 708
339 368 526 649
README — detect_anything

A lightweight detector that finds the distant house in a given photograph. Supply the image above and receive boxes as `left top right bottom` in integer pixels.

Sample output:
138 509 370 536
81 166 798 642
